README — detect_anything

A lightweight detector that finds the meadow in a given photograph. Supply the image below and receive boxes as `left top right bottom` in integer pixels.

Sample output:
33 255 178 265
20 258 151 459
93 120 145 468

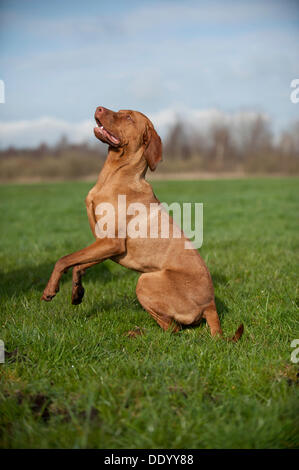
0 178 298 449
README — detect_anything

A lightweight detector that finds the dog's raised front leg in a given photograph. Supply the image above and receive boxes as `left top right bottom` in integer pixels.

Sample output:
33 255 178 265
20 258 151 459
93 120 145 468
41 239 124 302
71 261 99 305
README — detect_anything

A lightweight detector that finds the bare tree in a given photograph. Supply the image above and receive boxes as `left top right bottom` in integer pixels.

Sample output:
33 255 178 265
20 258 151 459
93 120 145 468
164 121 191 160
209 124 234 168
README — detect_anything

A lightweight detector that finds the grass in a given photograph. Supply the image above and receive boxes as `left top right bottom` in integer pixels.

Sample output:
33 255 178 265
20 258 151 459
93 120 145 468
0 178 298 449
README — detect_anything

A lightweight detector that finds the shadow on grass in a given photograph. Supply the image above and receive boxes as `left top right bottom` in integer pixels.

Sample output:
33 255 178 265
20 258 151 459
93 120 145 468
83 291 142 319
215 297 229 318
211 271 230 319
211 271 229 286
0 261 115 300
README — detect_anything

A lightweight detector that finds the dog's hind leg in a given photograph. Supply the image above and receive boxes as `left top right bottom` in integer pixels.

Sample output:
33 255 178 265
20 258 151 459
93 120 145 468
144 305 181 332
136 272 181 333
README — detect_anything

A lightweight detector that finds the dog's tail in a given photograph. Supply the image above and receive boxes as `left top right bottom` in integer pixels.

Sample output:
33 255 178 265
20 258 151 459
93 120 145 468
203 304 244 342
227 323 244 342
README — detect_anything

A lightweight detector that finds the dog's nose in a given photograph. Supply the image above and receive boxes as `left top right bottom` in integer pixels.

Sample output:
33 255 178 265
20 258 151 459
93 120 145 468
95 106 115 120
96 106 105 114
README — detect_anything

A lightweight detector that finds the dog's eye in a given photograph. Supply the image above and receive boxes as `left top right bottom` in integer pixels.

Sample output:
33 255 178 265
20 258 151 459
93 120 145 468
126 115 133 122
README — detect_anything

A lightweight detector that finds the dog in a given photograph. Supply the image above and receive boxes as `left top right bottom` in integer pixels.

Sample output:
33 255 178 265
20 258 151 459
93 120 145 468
42 106 243 341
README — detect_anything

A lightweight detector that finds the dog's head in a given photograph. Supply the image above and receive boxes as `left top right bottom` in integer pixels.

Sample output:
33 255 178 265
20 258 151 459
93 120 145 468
94 107 162 171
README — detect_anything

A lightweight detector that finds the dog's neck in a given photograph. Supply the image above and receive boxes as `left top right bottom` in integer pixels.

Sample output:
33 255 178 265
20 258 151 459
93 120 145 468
96 146 148 188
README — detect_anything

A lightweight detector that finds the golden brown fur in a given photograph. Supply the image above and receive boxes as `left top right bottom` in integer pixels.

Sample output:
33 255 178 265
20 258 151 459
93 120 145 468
42 106 243 341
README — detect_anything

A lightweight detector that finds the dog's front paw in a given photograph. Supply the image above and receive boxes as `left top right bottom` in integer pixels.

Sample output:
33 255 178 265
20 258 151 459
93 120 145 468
41 293 55 302
71 284 85 305
41 286 59 302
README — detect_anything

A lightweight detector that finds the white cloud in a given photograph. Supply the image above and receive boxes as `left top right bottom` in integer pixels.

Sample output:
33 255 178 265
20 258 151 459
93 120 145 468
0 117 94 148
0 108 269 149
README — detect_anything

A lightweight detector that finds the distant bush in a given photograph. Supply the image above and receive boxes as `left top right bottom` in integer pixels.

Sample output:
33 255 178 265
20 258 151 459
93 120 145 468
0 117 298 181
0 140 106 181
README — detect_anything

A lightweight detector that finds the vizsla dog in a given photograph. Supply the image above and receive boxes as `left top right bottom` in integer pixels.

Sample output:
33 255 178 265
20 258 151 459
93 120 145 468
42 106 243 341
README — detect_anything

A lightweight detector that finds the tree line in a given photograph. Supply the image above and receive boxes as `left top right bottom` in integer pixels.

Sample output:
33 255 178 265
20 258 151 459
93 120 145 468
0 115 298 180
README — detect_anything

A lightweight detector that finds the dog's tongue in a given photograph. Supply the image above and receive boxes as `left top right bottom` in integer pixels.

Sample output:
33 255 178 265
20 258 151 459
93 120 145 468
98 125 120 145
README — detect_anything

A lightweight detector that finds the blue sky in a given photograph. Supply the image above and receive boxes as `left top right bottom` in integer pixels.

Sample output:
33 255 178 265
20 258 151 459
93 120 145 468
0 0 299 147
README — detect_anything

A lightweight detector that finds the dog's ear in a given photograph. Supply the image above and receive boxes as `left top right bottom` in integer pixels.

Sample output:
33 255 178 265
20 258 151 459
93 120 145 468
143 124 162 171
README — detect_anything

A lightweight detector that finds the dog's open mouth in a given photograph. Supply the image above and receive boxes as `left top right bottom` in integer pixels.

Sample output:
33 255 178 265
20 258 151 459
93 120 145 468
94 118 120 147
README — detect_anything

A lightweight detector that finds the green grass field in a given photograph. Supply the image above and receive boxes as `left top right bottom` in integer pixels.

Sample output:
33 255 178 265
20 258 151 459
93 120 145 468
0 178 298 449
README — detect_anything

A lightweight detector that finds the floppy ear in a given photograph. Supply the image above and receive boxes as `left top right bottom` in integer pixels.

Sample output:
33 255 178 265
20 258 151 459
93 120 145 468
143 124 162 171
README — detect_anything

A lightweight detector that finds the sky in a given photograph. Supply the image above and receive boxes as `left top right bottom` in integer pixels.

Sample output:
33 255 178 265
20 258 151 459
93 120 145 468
0 0 299 148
